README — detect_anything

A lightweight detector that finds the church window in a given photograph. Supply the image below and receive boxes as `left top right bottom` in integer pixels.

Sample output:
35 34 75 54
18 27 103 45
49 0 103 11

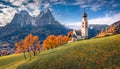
82 25 84 27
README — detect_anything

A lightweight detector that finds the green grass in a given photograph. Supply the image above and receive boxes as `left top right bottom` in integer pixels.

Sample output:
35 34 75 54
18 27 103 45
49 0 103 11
0 53 24 69
0 34 120 69
0 53 35 69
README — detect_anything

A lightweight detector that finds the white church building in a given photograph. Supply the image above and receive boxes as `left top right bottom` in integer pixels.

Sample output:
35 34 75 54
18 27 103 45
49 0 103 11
71 10 88 41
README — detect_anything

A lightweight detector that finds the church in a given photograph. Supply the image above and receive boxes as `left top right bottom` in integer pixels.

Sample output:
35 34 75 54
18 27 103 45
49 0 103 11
70 10 88 41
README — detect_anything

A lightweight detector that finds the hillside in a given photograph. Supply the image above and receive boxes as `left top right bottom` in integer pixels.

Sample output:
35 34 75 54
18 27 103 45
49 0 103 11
0 34 120 69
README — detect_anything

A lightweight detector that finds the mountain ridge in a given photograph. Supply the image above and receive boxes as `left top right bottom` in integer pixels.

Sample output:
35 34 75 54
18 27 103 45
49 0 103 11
0 9 70 46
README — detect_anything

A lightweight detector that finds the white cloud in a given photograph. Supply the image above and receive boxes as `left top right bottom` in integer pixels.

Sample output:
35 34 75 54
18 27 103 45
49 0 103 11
6 0 41 16
50 0 59 2
112 4 120 7
25 0 41 16
28 8 40 17
90 0 106 11
0 0 41 26
12 0 26 6
88 12 120 25
65 12 120 30
64 22 81 30
80 5 90 8
0 7 17 26
0 3 7 7
43 2 50 9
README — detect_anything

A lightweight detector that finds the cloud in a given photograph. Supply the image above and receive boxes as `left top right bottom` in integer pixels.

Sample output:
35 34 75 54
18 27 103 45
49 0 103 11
0 0 41 26
4 0 41 15
65 12 120 30
0 0 120 27
90 4 102 11
0 6 17 26
64 22 81 30
88 12 120 25
112 4 120 7
48 0 119 12
80 5 90 8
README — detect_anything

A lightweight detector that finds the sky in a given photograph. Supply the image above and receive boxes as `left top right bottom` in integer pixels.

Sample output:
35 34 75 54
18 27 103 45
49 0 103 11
0 0 120 29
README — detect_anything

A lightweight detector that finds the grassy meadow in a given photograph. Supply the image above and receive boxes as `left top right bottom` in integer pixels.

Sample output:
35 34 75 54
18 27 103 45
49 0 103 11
0 34 120 69
0 53 24 69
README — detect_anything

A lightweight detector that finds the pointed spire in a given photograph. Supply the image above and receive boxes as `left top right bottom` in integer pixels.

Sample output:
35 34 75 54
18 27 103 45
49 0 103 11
82 8 87 17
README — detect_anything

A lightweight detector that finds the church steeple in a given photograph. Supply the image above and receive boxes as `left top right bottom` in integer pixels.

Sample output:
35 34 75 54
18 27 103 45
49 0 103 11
81 9 88 39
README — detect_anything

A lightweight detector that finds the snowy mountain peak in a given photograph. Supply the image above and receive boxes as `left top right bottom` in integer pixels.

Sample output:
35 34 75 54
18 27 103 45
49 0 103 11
9 8 60 27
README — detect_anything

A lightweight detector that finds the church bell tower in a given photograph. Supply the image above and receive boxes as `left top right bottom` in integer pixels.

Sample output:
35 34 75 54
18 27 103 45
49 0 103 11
81 10 88 39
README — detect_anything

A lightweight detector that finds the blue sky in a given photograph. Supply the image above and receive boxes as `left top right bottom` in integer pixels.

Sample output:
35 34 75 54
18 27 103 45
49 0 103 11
0 0 120 29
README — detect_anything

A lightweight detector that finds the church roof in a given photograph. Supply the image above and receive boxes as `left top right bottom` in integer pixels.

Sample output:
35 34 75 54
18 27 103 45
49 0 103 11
75 30 81 35
71 30 81 38
71 34 77 38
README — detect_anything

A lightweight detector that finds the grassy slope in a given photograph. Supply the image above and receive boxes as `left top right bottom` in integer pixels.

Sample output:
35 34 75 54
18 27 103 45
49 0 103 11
0 53 24 69
0 53 33 69
17 34 120 69
0 34 120 69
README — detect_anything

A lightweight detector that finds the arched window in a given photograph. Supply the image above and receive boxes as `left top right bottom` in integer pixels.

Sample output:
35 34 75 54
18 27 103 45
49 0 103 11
82 25 84 27
82 22 84 24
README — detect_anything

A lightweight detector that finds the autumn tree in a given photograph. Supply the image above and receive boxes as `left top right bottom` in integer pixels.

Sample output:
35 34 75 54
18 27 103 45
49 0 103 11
15 40 27 60
24 34 40 56
55 35 64 46
15 34 41 59
42 35 57 50
107 26 116 34
42 35 70 50
24 34 34 58
63 36 70 43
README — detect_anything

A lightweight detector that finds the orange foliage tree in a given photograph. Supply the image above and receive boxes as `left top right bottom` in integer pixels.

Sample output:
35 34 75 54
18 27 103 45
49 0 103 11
55 35 64 46
63 36 70 43
15 40 27 60
15 34 41 59
42 35 70 50
24 34 34 58
107 26 116 34
42 35 57 50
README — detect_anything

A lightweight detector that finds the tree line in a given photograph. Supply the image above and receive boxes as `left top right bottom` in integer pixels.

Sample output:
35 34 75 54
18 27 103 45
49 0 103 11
15 34 70 60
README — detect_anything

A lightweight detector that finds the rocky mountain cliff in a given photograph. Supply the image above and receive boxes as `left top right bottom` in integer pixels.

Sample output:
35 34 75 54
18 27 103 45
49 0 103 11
0 9 70 46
